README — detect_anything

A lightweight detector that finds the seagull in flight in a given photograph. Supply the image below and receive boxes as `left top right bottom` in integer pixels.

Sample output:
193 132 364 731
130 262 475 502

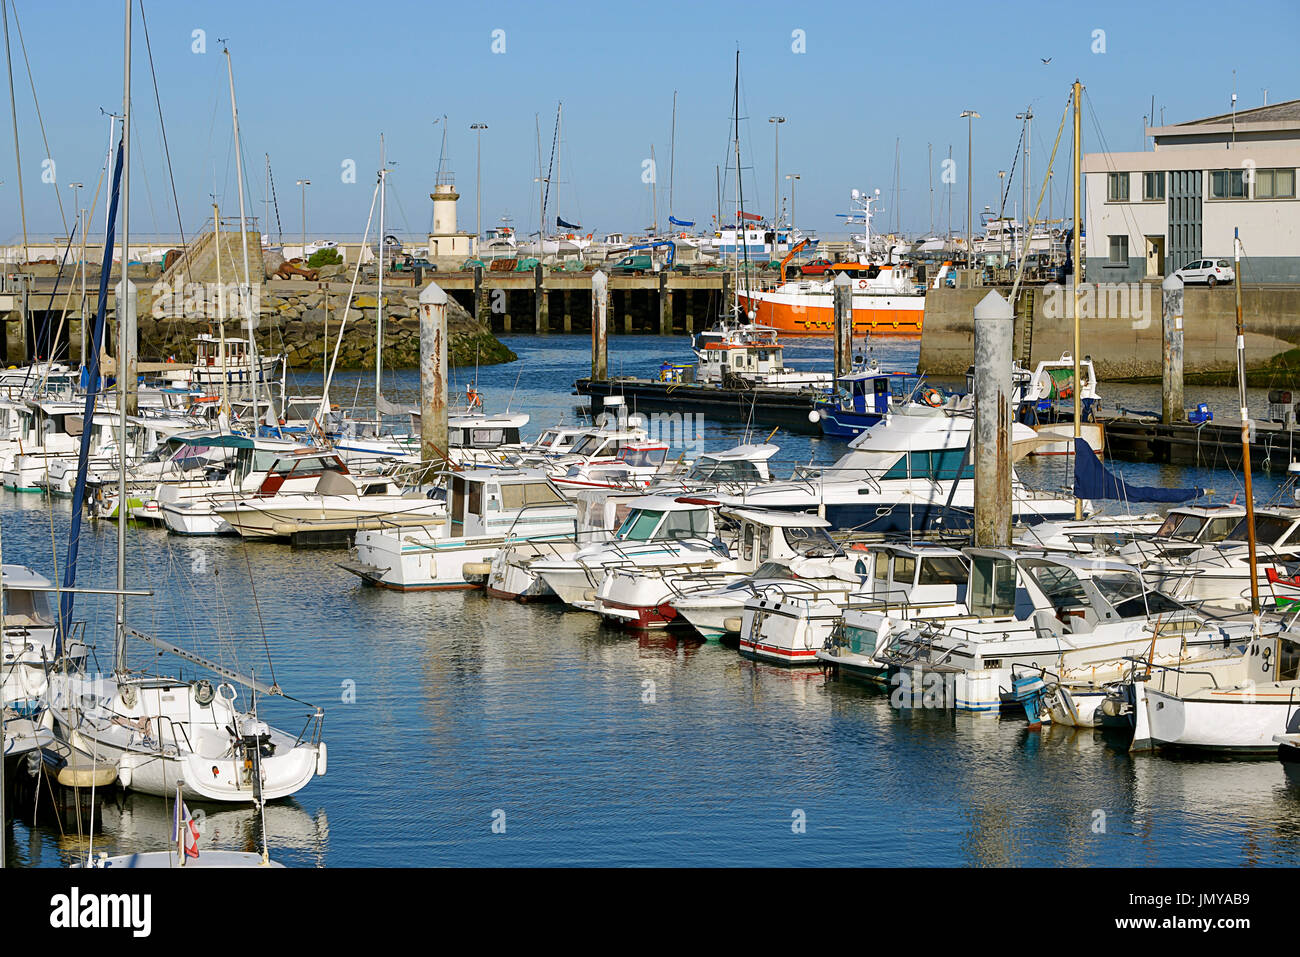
1041 56 1052 64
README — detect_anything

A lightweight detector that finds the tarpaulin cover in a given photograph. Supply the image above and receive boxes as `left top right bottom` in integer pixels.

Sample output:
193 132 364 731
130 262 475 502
1073 438 1203 503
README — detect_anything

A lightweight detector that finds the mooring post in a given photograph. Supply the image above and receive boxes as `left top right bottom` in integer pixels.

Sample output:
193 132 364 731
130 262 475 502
419 281 449 470
115 278 138 415
658 271 672 335
721 272 733 320
1161 273 1185 424
833 271 853 379
534 263 548 334
473 265 486 325
591 269 608 380
562 288 572 332
973 289 1014 547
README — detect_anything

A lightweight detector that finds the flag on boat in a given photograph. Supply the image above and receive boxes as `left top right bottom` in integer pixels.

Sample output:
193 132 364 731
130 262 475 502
174 799 200 859
556 216 582 230
668 216 694 227
738 211 763 221
1072 438 1204 503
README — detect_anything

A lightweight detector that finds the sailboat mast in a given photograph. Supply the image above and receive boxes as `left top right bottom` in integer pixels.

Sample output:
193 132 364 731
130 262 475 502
555 102 562 236
669 90 676 216
1234 226 1260 615
214 201 228 412
376 134 386 428
734 50 750 316
115 0 131 668
224 44 258 428
1071 79 1083 520
650 144 658 237
536 114 545 249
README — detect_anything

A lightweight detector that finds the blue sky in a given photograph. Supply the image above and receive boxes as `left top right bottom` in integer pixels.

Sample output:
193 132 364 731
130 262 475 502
2 0 1295 243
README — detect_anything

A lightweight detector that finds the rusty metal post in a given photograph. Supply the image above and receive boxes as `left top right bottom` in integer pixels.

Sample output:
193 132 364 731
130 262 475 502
419 281 448 468
832 271 853 380
1162 273 1184 424
591 270 608 380
973 289 1013 547
473 265 486 325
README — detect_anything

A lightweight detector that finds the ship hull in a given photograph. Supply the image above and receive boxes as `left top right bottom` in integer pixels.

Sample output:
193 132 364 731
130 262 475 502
737 289 925 336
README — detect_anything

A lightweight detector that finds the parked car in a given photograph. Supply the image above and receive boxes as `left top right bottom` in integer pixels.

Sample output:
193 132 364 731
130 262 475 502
789 258 834 277
393 255 436 272
1174 258 1234 287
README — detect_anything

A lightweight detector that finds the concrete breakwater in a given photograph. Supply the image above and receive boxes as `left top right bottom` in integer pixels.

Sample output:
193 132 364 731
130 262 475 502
918 283 1300 383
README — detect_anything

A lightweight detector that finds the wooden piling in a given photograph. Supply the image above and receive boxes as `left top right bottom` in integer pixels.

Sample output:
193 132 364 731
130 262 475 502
973 290 1014 547
419 282 449 466
1162 273 1185 424
591 270 608 380
832 272 852 379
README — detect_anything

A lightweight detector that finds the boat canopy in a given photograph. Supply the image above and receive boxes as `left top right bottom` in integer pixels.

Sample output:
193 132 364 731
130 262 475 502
1072 438 1203 503
175 432 257 449
720 508 829 528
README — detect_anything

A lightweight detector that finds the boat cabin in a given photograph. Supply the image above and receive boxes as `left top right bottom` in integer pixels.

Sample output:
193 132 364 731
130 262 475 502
2 565 55 637
447 412 530 450
721 508 839 570
445 468 575 538
611 496 718 543
685 443 778 485
849 543 970 613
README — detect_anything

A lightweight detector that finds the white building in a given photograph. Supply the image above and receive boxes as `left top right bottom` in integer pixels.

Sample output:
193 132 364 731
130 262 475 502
426 177 476 260
1083 99 1300 283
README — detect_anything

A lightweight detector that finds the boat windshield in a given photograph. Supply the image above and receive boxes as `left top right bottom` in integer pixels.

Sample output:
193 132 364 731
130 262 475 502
617 509 663 541
1155 512 1206 540
688 458 763 483
1026 563 1090 611
917 556 969 585
1090 572 1185 617
748 561 798 581
1227 514 1296 546
621 448 667 469
2 588 52 626
571 435 612 457
783 526 839 556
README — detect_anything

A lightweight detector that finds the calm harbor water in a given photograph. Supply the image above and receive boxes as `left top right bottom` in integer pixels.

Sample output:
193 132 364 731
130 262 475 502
7 334 1300 868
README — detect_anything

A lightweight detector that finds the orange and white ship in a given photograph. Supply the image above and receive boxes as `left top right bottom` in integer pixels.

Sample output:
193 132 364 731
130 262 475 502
735 189 943 337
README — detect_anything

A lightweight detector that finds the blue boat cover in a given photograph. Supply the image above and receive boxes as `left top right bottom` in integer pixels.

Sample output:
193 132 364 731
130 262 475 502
668 216 694 227
1072 438 1203 503
556 216 582 229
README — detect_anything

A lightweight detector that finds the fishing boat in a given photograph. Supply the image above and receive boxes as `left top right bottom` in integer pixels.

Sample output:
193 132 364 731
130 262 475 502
691 321 831 391
809 360 929 439
1015 353 1104 456
340 468 577 590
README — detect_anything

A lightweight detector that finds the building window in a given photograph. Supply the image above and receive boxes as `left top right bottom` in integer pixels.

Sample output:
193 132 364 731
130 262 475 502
1210 169 1247 199
1254 168 1296 200
1107 172 1130 202
1142 171 1165 201
1108 235 1129 265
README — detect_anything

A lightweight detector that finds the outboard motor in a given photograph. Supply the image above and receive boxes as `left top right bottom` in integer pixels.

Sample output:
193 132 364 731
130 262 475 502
234 715 274 803
1009 671 1050 730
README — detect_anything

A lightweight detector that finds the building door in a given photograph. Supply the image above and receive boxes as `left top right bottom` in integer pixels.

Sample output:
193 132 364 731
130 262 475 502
1144 236 1165 278
1166 170 1202 275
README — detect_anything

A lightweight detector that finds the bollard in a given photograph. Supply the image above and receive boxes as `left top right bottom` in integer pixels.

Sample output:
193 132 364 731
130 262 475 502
1161 273 1185 424
973 290 1014 547
115 278 138 415
419 281 449 469
832 271 853 379
591 270 608 380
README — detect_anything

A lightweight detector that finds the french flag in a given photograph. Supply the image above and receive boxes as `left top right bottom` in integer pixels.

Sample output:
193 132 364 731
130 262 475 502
174 798 200 859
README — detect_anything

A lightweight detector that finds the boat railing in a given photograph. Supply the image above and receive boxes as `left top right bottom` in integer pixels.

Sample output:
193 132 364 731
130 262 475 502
152 713 195 758
1120 655 1222 690
877 619 972 671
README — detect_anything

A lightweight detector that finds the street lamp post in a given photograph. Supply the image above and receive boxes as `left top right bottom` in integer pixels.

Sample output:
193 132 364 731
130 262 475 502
960 110 980 267
470 123 488 257
768 117 785 234
296 179 311 262
997 170 1006 262
784 173 800 233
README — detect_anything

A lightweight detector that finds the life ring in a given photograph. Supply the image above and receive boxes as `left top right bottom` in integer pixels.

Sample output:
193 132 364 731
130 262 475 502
922 389 943 407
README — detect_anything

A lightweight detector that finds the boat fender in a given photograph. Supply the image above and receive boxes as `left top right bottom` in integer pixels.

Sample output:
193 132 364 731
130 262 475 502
462 561 492 579
118 764 132 788
316 741 328 777
723 617 743 634
807 409 822 423
582 589 597 603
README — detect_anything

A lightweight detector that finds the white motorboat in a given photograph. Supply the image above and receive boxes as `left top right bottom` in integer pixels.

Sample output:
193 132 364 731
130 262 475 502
341 468 578 590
